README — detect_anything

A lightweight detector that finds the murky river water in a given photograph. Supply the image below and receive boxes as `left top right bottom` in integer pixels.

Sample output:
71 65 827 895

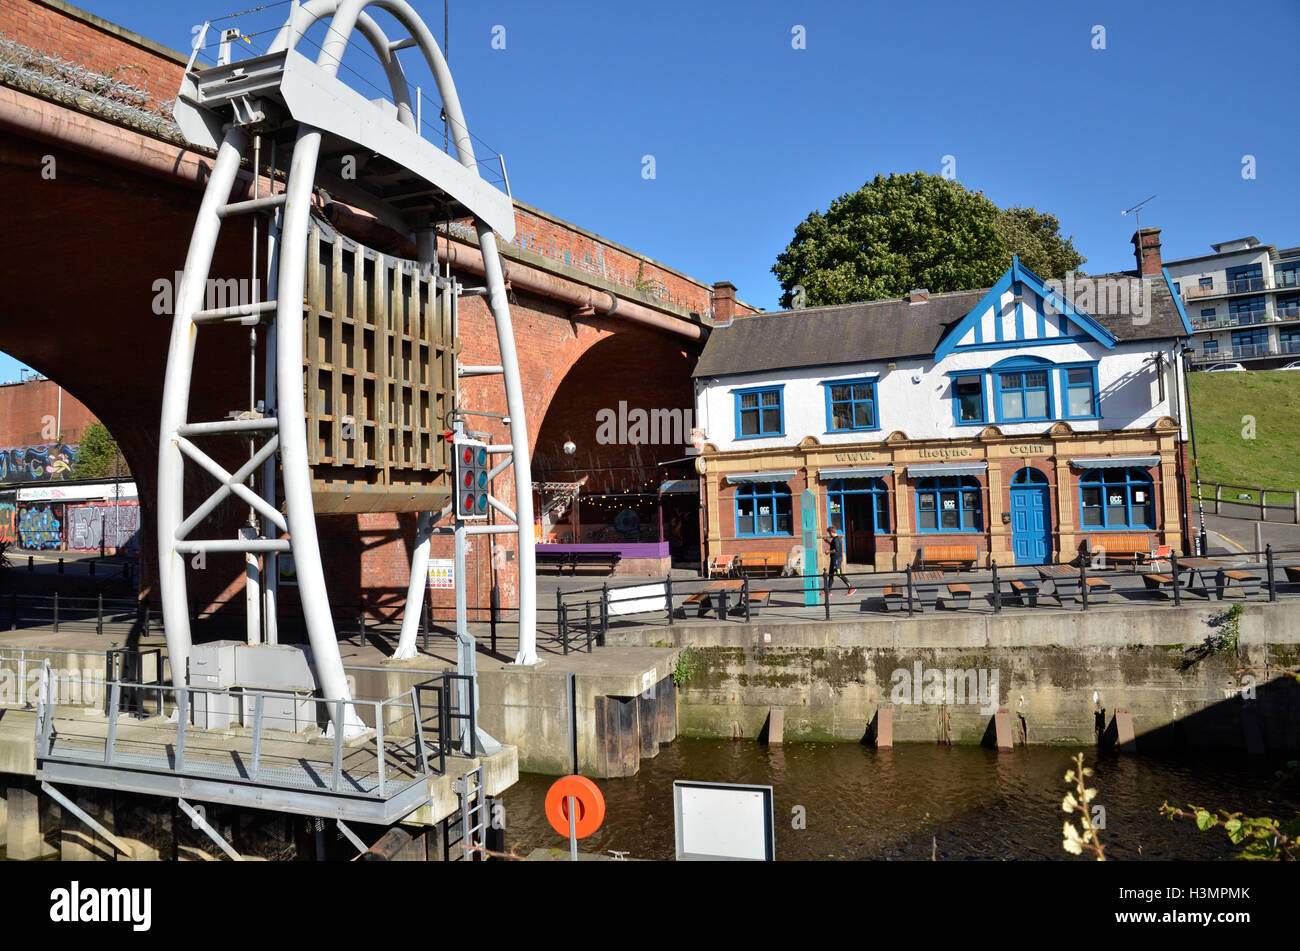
502 740 1298 860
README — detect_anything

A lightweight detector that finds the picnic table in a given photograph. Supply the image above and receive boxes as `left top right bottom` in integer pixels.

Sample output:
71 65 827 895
1036 564 1080 603
911 570 946 614
1177 557 1262 600
677 579 747 620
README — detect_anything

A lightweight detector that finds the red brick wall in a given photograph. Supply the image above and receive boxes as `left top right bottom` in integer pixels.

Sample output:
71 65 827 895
0 379 98 445
0 0 187 104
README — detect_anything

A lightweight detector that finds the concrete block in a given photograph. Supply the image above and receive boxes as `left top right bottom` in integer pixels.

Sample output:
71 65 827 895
765 705 784 745
7 784 53 860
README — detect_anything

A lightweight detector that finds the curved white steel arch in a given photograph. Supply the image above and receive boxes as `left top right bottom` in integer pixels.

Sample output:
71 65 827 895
161 0 538 735
270 0 537 663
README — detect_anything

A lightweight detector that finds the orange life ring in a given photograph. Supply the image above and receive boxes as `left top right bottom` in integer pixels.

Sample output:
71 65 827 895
545 775 606 838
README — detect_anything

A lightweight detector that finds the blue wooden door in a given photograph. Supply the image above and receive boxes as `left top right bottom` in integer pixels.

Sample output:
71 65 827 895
1010 483 1050 565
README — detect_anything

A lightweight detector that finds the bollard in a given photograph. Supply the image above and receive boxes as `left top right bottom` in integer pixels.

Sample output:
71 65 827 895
1266 545 1276 602
991 561 1002 613
665 575 674 626
97 593 103 636
53 592 60 633
1170 552 1181 606
560 603 569 655
718 586 730 623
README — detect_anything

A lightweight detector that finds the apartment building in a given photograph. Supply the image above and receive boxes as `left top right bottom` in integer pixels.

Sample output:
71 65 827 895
1164 236 1300 368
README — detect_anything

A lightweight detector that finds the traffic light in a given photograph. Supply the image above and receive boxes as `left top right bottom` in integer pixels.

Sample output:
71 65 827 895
454 438 490 519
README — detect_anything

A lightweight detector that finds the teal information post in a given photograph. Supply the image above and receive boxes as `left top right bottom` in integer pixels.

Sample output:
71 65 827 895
800 489 821 606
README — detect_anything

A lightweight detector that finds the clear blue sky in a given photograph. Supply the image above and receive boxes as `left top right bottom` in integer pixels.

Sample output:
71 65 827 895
3 0 1297 380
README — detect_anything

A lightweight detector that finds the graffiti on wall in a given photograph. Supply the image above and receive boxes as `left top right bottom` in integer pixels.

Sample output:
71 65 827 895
65 502 140 552
0 443 78 484
0 490 15 545
17 502 63 549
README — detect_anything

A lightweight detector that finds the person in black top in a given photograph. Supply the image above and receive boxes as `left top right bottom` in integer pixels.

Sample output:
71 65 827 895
825 525 856 596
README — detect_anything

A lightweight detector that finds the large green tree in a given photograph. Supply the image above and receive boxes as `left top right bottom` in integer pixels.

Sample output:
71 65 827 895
72 422 129 480
772 172 1086 309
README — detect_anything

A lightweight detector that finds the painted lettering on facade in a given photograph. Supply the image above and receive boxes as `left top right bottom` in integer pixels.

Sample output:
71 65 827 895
917 447 972 459
1009 444 1049 455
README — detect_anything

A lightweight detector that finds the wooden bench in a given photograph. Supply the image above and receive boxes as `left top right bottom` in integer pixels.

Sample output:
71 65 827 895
1084 576 1112 603
1143 573 1174 597
536 550 621 575
944 582 972 610
1217 569 1261 599
1080 534 1153 567
677 590 710 618
918 544 980 570
1009 579 1038 607
733 552 788 577
882 584 905 612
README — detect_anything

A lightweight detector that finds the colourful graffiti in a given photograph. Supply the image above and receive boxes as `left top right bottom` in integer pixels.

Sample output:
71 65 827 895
0 443 78 485
65 502 140 552
17 503 63 550
0 502 14 545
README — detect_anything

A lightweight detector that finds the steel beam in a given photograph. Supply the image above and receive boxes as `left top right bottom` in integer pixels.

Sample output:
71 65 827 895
178 798 243 861
40 782 134 857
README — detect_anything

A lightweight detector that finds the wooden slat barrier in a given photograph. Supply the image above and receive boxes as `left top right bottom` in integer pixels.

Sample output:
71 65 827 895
303 222 456 513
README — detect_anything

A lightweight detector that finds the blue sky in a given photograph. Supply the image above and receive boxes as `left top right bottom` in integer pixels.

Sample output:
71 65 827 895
3 0 1297 380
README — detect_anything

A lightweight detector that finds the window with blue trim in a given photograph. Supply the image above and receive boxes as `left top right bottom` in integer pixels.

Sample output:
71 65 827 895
734 482 792 536
1229 295 1267 321
734 387 783 438
997 369 1051 421
916 476 981 533
1062 366 1098 419
1200 308 1216 320
952 374 985 424
1202 339 1219 353
826 479 890 534
1276 261 1300 289
1226 263 1263 292
824 379 877 432
1198 277 1213 289
1078 468 1153 529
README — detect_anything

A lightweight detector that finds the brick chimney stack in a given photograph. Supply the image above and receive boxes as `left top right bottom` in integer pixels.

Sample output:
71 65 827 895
712 281 738 325
1132 227 1163 277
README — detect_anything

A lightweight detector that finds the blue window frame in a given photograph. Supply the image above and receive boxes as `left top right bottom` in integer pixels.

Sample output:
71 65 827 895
1060 365 1099 419
1172 281 1180 295
1231 327 1268 348
826 478 890 534
1198 277 1213 288
733 386 784 439
915 476 982 533
1078 468 1154 530
994 366 1052 422
1226 263 1263 292
1276 262 1300 289
950 373 986 425
1202 339 1219 353
1281 328 1300 345
1200 308 1216 320
1229 295 1266 320
823 378 878 432
734 482 793 537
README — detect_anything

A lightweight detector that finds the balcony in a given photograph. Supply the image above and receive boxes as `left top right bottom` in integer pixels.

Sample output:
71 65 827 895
1191 343 1275 364
1190 309 1271 330
1183 277 1271 301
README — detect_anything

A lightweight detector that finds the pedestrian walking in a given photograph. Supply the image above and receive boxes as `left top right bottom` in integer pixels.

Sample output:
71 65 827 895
825 525 855 596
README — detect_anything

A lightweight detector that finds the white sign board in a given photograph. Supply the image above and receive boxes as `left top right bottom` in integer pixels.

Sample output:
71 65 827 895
673 780 774 861
606 583 667 617
18 482 138 503
428 558 454 589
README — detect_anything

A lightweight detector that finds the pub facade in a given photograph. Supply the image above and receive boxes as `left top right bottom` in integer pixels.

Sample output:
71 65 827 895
691 243 1195 573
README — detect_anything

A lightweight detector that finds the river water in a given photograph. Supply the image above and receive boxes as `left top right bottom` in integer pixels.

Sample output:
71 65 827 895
502 739 1297 860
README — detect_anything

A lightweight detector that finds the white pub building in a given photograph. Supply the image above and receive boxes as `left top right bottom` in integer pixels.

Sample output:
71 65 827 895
691 229 1196 571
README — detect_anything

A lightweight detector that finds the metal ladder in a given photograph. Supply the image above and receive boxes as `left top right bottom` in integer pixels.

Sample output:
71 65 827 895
446 764 489 861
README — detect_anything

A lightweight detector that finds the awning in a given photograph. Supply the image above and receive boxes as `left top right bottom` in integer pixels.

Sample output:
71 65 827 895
817 466 893 481
1069 455 1161 469
724 470 797 485
905 462 988 478
658 479 699 495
